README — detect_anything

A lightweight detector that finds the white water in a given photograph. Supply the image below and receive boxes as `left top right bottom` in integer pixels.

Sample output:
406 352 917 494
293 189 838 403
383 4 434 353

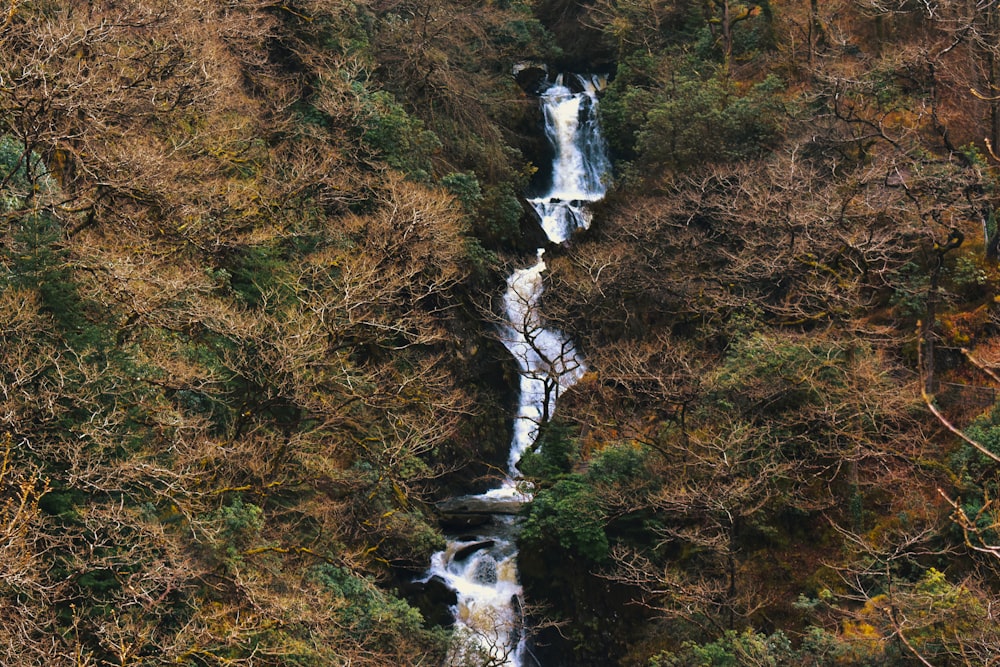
499 249 586 477
528 74 611 244
429 518 527 666
425 73 609 667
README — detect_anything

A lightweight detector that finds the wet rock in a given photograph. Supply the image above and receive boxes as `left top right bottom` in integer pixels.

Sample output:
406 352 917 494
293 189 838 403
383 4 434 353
453 540 496 562
436 495 526 517
513 61 549 95
399 575 457 628
436 495 525 531
472 555 498 585
533 0 614 68
438 512 493 531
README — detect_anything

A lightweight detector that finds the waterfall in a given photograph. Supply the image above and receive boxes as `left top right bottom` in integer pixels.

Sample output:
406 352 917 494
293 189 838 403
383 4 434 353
498 250 586 478
423 72 609 667
528 74 611 244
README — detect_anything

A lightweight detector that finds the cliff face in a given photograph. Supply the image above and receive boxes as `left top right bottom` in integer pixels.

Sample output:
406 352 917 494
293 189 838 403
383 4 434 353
532 0 614 69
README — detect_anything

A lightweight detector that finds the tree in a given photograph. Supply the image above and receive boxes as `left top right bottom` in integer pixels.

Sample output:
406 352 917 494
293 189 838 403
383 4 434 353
0 0 518 663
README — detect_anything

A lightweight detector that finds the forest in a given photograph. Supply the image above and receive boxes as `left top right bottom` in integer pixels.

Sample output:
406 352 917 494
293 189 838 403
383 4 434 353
4 0 1000 665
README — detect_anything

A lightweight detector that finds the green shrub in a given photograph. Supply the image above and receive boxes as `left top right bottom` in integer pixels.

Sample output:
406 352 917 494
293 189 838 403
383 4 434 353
0 134 55 204
650 630 794 667
636 73 785 171
601 56 785 172
311 564 426 642
358 88 441 178
518 419 579 482
956 403 1000 483
209 496 264 566
476 182 524 245
521 476 608 563
440 171 482 211
587 443 648 488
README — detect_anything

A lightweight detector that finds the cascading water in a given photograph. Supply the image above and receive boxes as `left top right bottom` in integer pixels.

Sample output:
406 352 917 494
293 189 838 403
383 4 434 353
423 73 609 667
498 250 586 479
528 74 611 244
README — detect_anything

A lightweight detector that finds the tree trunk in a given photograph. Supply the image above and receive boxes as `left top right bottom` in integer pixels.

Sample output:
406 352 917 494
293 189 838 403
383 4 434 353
808 0 821 65
925 230 964 393
875 14 885 55
721 0 733 76
726 516 738 630
987 3 1000 150
986 205 1000 262
923 262 939 395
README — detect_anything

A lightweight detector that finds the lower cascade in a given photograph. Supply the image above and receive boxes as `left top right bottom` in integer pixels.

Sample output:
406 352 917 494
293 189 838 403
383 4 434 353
422 73 609 667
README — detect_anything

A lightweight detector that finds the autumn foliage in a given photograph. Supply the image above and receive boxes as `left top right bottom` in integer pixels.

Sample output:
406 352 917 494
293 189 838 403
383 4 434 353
7 0 1000 665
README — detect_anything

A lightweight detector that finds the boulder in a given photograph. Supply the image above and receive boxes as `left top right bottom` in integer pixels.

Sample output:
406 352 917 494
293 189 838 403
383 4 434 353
453 540 496 562
398 575 457 628
513 61 549 95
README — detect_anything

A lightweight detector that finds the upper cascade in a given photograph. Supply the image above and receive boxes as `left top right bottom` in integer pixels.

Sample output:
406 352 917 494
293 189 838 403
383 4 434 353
528 73 611 243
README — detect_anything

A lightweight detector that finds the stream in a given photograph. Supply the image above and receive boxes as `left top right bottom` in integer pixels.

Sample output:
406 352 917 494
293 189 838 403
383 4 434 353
423 72 610 667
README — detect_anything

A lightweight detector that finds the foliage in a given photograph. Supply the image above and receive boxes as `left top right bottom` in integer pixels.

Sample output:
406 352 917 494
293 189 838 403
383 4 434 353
520 475 609 563
440 171 483 211
210 496 264 567
518 418 580 481
477 181 525 245
647 569 996 666
0 0 530 662
0 135 54 198
650 629 796 667
587 442 649 488
596 4 784 173
358 87 442 178
6 0 1000 664
634 71 786 171
311 564 428 643
956 404 1000 482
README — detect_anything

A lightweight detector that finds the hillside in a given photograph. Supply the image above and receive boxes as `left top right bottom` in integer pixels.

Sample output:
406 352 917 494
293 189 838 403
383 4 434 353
3 1 1000 666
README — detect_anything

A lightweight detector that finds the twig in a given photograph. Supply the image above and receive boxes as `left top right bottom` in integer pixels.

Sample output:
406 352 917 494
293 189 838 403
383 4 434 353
961 348 1000 385
918 330 1000 463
